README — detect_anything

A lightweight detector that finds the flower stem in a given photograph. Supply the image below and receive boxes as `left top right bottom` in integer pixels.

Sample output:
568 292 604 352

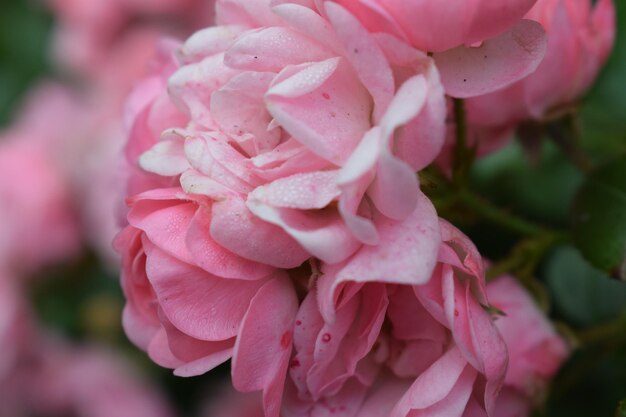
576 314 626 346
453 98 473 185
546 112 593 173
456 189 546 237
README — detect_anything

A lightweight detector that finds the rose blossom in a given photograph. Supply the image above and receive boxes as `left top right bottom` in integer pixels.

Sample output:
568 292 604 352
466 0 616 129
332 0 538 52
130 0 447 268
115 188 298 417
283 211 509 417
487 276 570 417
325 0 549 98
119 1 451 413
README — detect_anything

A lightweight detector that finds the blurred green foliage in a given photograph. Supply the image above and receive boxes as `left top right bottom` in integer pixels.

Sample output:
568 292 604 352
0 0 53 126
572 156 626 274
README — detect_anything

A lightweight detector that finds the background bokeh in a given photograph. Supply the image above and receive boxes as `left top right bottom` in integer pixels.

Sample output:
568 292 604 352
0 0 624 416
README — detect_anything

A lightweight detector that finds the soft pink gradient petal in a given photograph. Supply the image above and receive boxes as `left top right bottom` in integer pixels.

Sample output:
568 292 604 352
210 196 310 268
247 198 362 264
327 192 440 295
390 348 477 417
325 2 394 122
185 206 275 280
266 58 372 165
434 20 547 98
143 240 267 341
224 27 332 72
232 275 299 417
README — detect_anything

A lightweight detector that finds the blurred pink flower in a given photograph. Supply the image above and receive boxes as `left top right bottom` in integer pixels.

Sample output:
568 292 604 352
467 0 616 127
0 335 176 417
49 0 215 79
27 341 175 417
487 276 570 402
283 218 509 417
0 135 79 273
0 269 173 417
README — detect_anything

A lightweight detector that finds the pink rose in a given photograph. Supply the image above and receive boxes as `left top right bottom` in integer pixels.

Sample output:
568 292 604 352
332 0 538 52
0 138 79 273
487 276 570 402
326 0 548 98
115 187 298 417
127 0 447 268
467 0 615 127
283 215 509 417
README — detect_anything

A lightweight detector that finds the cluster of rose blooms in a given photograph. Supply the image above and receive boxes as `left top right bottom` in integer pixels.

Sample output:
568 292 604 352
0 0 615 416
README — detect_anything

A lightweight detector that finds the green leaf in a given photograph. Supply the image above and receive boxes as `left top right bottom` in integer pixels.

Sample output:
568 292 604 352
580 0 626 158
471 140 583 225
571 156 626 273
545 246 626 327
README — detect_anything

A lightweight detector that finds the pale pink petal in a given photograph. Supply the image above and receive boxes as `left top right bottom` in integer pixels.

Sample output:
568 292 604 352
148 328 185 369
143 240 267 341
359 75 429 220
307 284 388 399
367 149 420 221
248 171 341 209
159 314 235 377
224 27 331 72
250 139 331 183
325 2 395 122
443 273 508 415
168 54 239 125
232 274 299 417
434 20 547 98
122 304 160 351
210 196 310 268
178 25 246 65
185 206 276 279
394 65 447 171
290 291 326 397
211 71 281 156
184 134 257 193
330 191 440 289
390 347 474 416
266 58 372 165
127 192 196 264
139 130 190 176
246 198 362 264
271 3 343 53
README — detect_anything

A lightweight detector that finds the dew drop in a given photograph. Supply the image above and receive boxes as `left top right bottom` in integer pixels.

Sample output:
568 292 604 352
280 331 292 349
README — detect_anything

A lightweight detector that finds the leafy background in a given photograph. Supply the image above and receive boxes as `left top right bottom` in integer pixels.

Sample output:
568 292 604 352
0 0 624 416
